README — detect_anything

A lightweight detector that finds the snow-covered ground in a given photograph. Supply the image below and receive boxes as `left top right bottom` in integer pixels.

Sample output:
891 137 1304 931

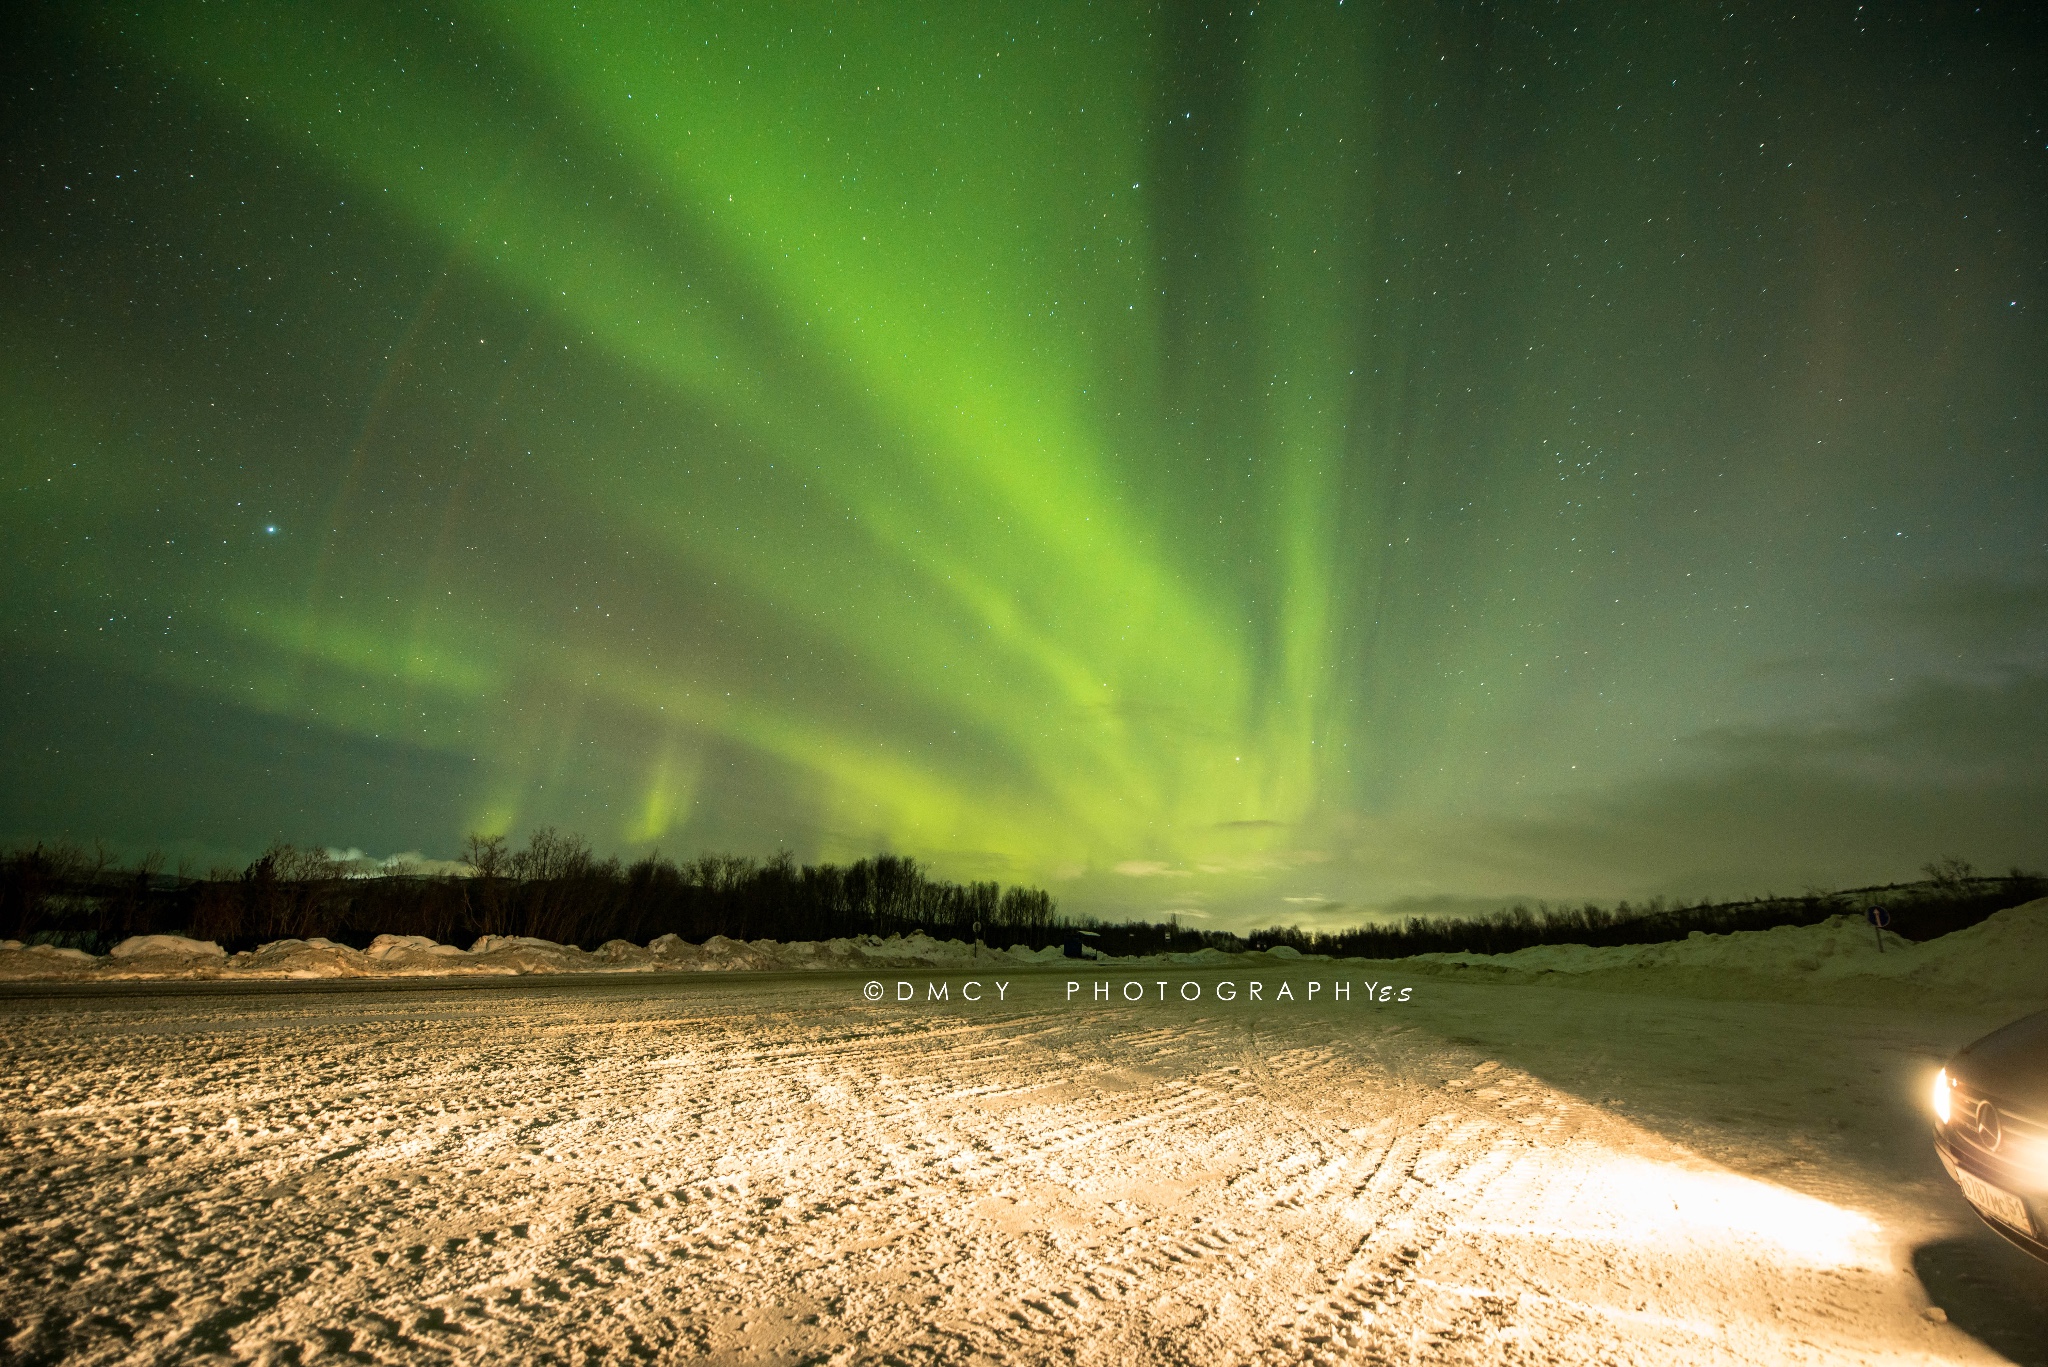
2 908 2045 1364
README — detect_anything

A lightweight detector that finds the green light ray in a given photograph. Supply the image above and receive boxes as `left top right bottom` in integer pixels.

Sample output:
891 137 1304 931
143 11 1217 688
107 3 1344 853
35 0 1411 887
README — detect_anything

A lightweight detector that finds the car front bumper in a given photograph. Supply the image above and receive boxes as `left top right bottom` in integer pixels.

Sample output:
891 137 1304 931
1934 1125 2048 1263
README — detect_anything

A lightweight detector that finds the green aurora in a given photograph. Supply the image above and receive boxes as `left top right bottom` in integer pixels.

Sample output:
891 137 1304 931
3 2 2044 926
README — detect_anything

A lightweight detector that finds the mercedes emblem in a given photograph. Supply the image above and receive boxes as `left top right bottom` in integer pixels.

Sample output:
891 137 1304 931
1974 1100 2003 1152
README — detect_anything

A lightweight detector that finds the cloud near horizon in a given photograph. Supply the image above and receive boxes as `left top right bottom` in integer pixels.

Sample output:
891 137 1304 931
1113 861 1193 878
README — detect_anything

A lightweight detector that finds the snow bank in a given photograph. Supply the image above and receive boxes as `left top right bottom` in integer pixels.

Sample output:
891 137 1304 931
110 934 225 960
0 940 101 978
0 924 1283 981
0 928 1101 980
0 934 236 981
1402 899 2048 1007
8 900 2037 1001
367 934 463 959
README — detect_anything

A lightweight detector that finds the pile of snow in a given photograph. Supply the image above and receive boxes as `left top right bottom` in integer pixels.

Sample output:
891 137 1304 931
109 934 225 960
0 941 100 976
0 926 1310 981
0 934 238 981
1404 899 2048 1006
14 905 2033 1002
0 926 1360 982
230 938 371 979
367 934 464 959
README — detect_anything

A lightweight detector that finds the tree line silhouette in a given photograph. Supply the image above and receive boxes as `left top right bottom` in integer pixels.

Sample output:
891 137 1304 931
1 833 2039 961
1244 859 2045 959
0 830 1060 955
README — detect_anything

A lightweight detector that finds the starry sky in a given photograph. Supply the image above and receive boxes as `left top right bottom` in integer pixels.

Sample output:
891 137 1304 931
3 1 2044 928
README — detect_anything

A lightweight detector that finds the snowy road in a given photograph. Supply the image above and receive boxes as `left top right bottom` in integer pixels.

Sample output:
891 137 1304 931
3 971 2045 1365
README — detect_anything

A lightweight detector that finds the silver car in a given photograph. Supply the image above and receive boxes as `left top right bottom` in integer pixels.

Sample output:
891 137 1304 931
1932 1008 2048 1263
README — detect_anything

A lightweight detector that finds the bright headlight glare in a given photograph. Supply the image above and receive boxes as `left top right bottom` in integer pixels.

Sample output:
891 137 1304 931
1932 1068 1952 1125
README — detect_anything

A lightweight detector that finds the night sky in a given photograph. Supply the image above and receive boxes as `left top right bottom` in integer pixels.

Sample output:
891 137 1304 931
4 2 2044 928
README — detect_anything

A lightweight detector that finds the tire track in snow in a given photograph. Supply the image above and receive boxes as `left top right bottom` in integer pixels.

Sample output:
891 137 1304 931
0 978 1973 1365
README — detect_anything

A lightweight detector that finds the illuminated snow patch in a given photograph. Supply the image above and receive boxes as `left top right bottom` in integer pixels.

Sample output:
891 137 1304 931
1480 1153 1883 1270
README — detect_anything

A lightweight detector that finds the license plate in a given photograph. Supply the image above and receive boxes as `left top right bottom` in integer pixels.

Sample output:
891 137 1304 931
1950 1160 2034 1234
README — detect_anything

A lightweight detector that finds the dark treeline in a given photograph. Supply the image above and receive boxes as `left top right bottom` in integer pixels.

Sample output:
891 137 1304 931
1 835 2040 961
0 829 1059 955
1244 859 2046 960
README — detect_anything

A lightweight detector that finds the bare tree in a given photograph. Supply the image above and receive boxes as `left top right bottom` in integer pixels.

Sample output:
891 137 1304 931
462 833 508 878
1922 856 1977 890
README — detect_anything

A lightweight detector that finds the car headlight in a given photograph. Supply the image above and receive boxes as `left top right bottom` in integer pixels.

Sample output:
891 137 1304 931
1932 1068 1952 1126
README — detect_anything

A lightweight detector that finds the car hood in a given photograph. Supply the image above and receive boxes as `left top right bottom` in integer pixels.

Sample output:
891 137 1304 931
1952 1008 2048 1111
